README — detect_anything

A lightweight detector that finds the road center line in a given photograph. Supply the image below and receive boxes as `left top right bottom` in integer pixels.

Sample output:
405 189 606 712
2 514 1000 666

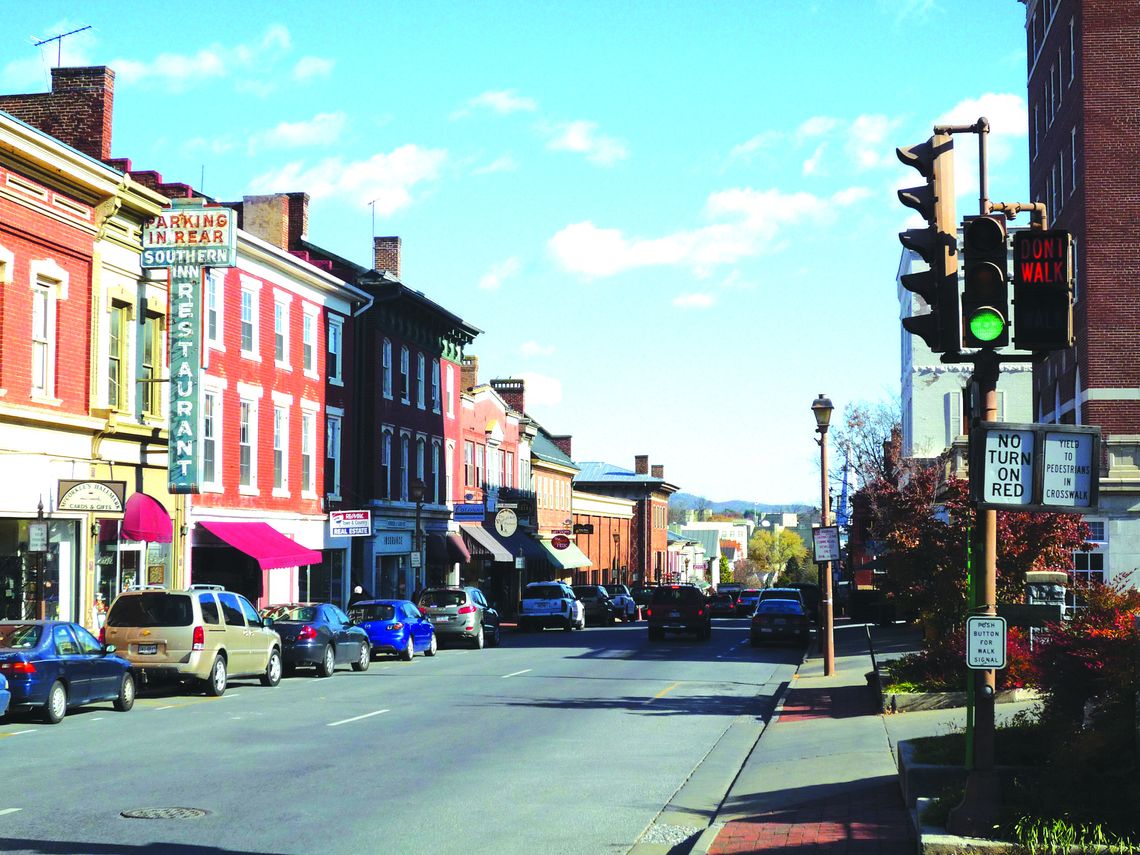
501 669 532 679
0 730 36 738
0 808 22 816
646 681 680 704
328 709 389 727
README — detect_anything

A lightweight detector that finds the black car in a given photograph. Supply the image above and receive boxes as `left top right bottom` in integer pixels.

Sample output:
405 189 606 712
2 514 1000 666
630 585 656 612
572 585 616 626
261 603 371 676
647 585 711 641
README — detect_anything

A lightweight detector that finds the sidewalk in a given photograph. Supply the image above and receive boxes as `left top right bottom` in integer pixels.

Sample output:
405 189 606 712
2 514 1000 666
698 619 922 855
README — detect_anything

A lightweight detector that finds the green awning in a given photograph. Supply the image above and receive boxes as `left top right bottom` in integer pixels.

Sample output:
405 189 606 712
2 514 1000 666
539 538 592 570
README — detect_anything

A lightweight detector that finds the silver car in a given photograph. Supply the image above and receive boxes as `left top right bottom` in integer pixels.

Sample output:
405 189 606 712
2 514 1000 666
417 587 501 650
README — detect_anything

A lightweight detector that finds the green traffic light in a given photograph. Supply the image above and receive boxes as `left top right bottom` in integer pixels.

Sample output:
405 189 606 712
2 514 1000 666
969 307 1006 343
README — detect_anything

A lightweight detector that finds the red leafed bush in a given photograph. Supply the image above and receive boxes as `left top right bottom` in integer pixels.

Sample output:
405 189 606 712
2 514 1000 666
886 626 1036 692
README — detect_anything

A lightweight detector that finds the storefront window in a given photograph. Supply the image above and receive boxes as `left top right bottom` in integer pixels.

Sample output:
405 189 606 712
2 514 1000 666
0 518 79 621
95 519 172 624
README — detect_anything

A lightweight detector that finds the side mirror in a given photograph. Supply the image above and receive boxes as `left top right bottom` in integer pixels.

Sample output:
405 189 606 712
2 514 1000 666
103 644 117 654
262 617 274 628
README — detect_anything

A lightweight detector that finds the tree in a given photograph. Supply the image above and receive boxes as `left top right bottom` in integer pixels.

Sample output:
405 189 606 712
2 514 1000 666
718 556 732 584
829 397 902 489
748 528 808 585
777 553 819 587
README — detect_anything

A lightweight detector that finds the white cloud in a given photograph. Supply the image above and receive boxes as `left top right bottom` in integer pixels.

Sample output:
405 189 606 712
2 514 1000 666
545 120 628 166
846 114 903 170
548 186 868 278
519 372 563 408
797 116 840 139
292 56 334 81
473 155 518 175
802 142 827 176
520 341 555 357
729 130 782 161
673 293 715 309
247 144 446 213
250 112 347 152
453 89 537 118
937 93 1028 138
478 257 521 291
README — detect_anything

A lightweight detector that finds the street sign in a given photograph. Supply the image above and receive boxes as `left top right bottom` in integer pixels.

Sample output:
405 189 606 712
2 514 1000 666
966 615 1007 669
453 503 485 522
1012 229 1073 352
329 510 372 538
410 552 422 568
551 534 570 550
977 427 1035 506
28 522 48 553
969 422 1100 512
1041 429 1096 508
812 526 840 563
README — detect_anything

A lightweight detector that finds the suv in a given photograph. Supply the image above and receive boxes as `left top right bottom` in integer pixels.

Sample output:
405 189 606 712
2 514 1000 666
736 589 763 615
572 585 616 626
758 587 806 611
103 586 282 696
417 587 501 649
518 582 584 632
605 584 639 621
647 585 711 641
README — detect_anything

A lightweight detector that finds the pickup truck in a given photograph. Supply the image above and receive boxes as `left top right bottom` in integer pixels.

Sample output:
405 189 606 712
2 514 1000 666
518 582 585 632
646 584 712 641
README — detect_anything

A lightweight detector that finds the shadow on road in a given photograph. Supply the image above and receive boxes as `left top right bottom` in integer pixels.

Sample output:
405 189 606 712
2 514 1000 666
0 839 283 855
491 681 788 719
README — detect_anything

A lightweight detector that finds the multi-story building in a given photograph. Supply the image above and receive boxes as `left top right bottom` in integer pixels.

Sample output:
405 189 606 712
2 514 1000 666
1021 0 1140 589
571 490 634 587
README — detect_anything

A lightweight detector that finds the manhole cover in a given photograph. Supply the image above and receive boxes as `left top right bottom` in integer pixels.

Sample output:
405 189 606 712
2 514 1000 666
121 807 211 820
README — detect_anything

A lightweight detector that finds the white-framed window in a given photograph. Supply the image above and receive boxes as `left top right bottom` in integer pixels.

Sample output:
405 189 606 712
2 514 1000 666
205 270 224 351
238 397 258 491
107 300 129 411
140 312 163 418
1069 17 1075 84
1059 151 1065 204
201 388 223 492
416 436 426 485
240 282 259 358
326 408 343 500
400 346 410 403
382 338 393 399
381 428 393 499
1069 518 1108 610
446 364 455 417
431 439 442 504
432 359 441 413
1056 47 1063 106
1071 125 1078 192
446 440 456 504
301 407 317 497
30 260 67 401
400 432 410 500
463 441 475 488
0 245 12 287
504 451 514 489
417 353 426 409
1032 105 1039 160
273 405 289 494
302 305 318 377
327 316 343 385
475 444 485 488
273 293 291 368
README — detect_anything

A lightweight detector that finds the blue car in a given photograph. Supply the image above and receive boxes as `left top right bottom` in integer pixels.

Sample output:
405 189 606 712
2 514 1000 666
0 621 135 724
261 603 372 677
0 672 9 718
351 599 437 661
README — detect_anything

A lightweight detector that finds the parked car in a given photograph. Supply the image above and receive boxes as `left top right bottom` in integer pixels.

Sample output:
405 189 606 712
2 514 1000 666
518 582 584 632
717 583 744 603
786 583 821 623
758 587 806 610
104 586 282 696
707 593 737 618
736 589 763 615
0 621 135 723
0 672 8 718
350 599 437 660
572 585 617 626
261 603 371 676
646 585 711 641
605 584 640 621
630 585 656 613
417 586 501 649
750 599 811 645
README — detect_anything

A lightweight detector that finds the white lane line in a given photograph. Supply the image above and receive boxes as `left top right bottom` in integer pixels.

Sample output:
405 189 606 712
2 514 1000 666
0 808 22 816
501 669 532 679
0 730 36 737
327 709 389 727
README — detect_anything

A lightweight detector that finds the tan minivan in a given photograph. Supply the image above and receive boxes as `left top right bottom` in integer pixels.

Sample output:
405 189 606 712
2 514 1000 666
103 586 282 696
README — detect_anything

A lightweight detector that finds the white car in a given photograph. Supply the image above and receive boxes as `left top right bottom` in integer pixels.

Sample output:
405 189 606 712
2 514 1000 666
604 584 639 621
518 582 585 632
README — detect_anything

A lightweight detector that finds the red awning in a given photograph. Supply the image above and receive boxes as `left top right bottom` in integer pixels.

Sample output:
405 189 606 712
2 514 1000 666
198 521 322 570
446 532 471 563
121 492 173 543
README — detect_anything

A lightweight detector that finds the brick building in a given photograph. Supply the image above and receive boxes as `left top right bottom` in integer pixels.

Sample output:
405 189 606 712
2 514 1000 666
1023 0 1140 588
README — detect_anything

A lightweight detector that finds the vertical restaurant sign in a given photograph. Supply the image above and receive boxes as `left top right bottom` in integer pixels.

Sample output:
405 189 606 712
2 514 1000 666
141 199 237 493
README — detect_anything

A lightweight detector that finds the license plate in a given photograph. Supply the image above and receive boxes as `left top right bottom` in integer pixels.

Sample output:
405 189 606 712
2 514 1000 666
773 618 787 625
137 643 158 654
670 611 681 618
760 628 773 633
432 616 449 623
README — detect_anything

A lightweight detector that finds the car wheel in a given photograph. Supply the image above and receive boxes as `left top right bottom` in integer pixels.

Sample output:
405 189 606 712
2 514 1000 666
490 624 502 647
425 633 438 657
563 616 573 632
205 656 227 696
261 649 282 687
471 626 485 650
316 644 336 678
114 672 136 712
352 642 371 671
400 636 415 661
44 680 67 724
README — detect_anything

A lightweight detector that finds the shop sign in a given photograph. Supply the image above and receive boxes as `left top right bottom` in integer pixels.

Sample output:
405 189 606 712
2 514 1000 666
58 480 125 512
453 503 485 522
572 523 594 535
28 521 48 552
141 200 237 494
373 531 412 554
330 510 372 537
551 534 571 550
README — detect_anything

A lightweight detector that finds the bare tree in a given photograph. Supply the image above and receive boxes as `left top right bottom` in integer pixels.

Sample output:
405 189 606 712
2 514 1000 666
828 397 901 489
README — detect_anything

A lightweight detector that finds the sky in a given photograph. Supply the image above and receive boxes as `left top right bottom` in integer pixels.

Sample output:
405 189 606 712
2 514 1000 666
0 1 1032 505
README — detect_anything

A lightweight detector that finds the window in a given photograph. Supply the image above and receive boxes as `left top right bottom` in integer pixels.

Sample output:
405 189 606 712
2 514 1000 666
1056 47 1063 105
1071 125 1078 192
416 437 426 485
31 279 56 397
141 313 162 417
382 339 393 399
240 286 258 356
400 346 410 403
327 317 343 384
504 451 514 489
1032 105 1039 160
400 434 410 500
273 406 288 491
431 441 441 503
381 429 393 499
205 271 223 349
1069 17 1075 83
1070 519 1108 611
417 353 426 408
446 441 455 503
108 302 128 410
326 412 342 499
301 410 316 495
202 391 219 487
199 593 220 625
302 309 316 375
464 441 475 487
273 297 289 366
432 359 441 412
218 592 244 627
1059 151 1065 204
475 444 485 488
446 364 455 417
239 400 256 488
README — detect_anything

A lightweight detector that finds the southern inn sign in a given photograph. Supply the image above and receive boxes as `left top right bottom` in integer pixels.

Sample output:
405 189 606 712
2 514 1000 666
141 199 237 493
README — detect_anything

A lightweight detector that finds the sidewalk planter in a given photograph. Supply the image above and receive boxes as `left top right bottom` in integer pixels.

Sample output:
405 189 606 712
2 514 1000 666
913 798 1022 855
882 685 1040 715
897 740 1032 810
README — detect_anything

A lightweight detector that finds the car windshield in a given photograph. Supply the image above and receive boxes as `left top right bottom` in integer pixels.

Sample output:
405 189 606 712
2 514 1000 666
106 593 193 627
0 624 41 649
269 606 318 622
525 585 566 600
420 589 466 607
761 590 800 601
354 603 396 621
650 586 702 605
756 599 804 614
741 590 761 597
714 595 733 603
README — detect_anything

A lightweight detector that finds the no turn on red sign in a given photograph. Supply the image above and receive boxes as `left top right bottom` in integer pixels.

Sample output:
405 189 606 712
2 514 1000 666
969 422 1100 513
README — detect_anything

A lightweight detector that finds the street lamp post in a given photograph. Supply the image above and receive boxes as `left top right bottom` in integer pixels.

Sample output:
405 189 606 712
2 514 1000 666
612 531 620 586
409 478 425 592
812 393 836 677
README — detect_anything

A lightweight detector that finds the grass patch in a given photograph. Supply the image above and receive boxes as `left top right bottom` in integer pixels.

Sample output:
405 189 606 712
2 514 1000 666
908 721 1043 766
1010 815 1140 854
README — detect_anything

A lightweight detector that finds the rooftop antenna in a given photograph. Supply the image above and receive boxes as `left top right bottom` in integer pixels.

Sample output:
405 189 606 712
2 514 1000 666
33 25 92 68
368 199 378 238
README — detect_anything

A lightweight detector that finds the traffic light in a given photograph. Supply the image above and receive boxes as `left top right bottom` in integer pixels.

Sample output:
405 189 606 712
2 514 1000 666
960 214 1010 349
1012 229 1073 352
897 133 959 353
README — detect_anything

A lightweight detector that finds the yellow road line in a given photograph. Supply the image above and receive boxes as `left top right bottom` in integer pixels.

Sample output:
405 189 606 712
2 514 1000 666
646 681 680 704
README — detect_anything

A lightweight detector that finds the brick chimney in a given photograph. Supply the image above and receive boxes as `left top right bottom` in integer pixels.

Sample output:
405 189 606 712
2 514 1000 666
286 192 309 246
651 464 664 479
634 455 649 475
0 66 115 161
240 194 290 248
490 378 525 414
374 236 401 278
461 355 479 390
551 435 572 458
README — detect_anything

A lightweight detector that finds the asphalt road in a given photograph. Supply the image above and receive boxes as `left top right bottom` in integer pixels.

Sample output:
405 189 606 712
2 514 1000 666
0 617 801 855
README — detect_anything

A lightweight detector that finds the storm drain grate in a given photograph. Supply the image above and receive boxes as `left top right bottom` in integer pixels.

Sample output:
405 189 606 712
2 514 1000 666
121 807 211 820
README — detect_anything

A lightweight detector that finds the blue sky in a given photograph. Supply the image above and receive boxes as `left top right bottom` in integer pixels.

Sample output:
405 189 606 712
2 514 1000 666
1 1 1031 505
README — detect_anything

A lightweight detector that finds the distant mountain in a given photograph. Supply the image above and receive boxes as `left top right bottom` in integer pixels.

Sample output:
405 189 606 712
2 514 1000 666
671 492 814 514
